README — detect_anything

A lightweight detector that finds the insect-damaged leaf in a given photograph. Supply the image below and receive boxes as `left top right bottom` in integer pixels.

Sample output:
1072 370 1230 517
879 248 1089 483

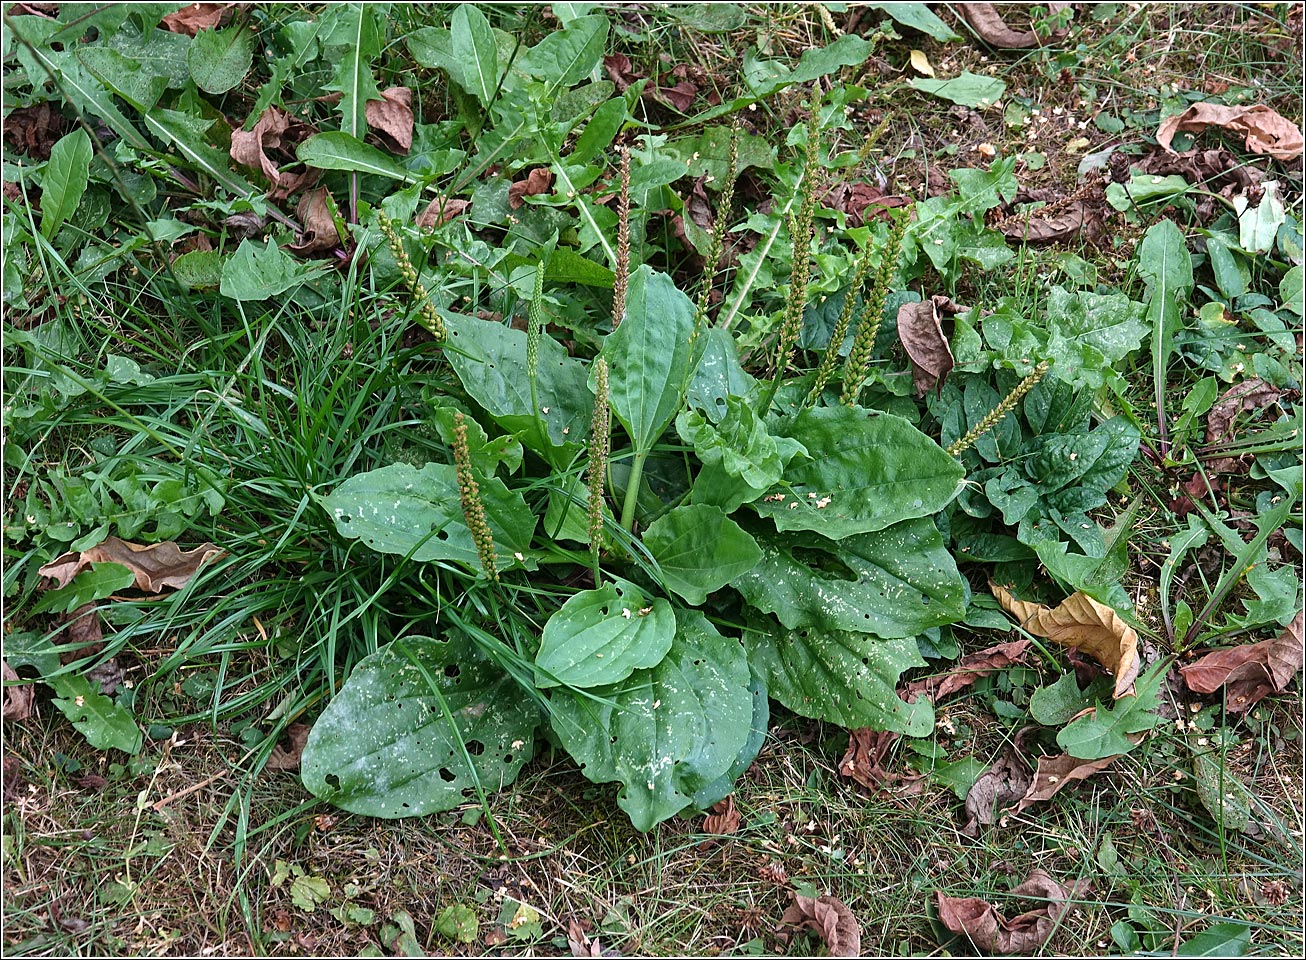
301 633 540 817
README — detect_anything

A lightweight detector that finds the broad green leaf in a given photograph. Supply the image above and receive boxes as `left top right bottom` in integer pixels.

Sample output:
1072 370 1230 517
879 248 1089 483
677 397 783 492
40 128 92 240
78 45 169 111
642 504 763 605
325 3 382 141
442 312 592 465
1189 730 1254 833
187 23 254 95
219 239 321 301
429 403 522 477
301 633 540 818
753 406 964 537
1280 265 1303 316
688 666 769 810
297 132 414 181
602 265 697 455
748 626 934 735
869 3 963 41
319 461 537 574
1026 416 1140 513
142 108 256 200
546 247 614 288
33 562 134 615
548 610 752 830
1175 923 1252 958
434 904 479 944
683 329 759 420
451 4 498 105
908 751 987 801
535 581 675 689
173 249 225 289
406 27 469 98
48 673 142 754
910 72 1006 108
1057 662 1166 759
1029 672 1110 726
1138 219 1193 430
516 15 608 95
1044 286 1148 389
1236 181 1285 254
570 97 627 166
29 47 151 151
733 521 967 639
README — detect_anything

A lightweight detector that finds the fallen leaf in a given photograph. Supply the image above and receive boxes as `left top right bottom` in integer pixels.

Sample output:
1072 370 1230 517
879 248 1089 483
229 106 319 200
416 196 471 228
160 2 233 36
49 898 91 934
1157 103 1304 162
909 49 934 77
994 177 1107 244
936 869 1090 954
1136 147 1261 222
56 603 104 663
2 101 66 161
903 639 1031 703
959 3 1071 48
289 187 341 255
603 53 640 91
839 727 926 797
366 86 413 154
780 893 861 958
40 538 226 594
822 182 910 227
85 658 123 695
1180 610 1303 713
266 722 311 771
508 168 554 210
897 295 961 397
1205 378 1281 445
703 794 741 834
961 747 1031 836
654 80 697 112
1013 753 1119 814
2 659 34 722
991 583 1139 699
567 918 602 957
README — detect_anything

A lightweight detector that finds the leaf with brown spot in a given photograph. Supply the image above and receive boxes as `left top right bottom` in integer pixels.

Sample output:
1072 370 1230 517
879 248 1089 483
838 727 926 797
961 747 1030 836
266 722 311 771
959 3 1071 48
992 583 1139 699
1205 378 1281 446
1013 753 1119 814
508 168 554 210
289 187 341 255
702 794 741 834
40 538 226 593
2 659 34 722
366 86 414 154
903 639 1031 703
1180 611 1303 713
780 893 861 957
160 2 234 36
936 870 1090 954
897 296 961 398
416 196 471 228
1157 103 1304 162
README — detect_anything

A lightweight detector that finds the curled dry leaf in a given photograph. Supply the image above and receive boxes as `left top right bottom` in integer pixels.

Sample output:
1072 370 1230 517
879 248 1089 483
566 918 603 958
1205 378 1281 446
2 101 66 161
366 86 414 154
702 794 741 835
416 196 471 229
936 869 1090 954
822 182 911 228
959 3 1071 48
508 168 554 210
904 639 1031 703
603 53 638 90
897 296 962 398
289 187 342 255
839 727 926 797
991 583 1139 699
995 177 1107 244
1157 103 1304 162
655 80 697 112
780 893 861 958
1013 753 1118 814
961 747 1031 836
40 537 225 594
1180 610 1303 713
266 722 312 771
2 659 34 722
229 106 320 201
160 2 234 36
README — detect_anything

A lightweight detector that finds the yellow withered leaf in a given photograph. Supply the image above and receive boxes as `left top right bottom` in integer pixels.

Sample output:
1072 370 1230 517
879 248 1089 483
909 49 935 77
991 583 1140 699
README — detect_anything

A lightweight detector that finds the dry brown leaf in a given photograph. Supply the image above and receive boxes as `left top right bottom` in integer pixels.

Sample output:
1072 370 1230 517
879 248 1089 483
780 893 861 957
702 794 741 834
959 3 1071 48
654 80 697 112
1205 378 1281 445
266 722 311 771
991 583 1139 699
566 918 602 958
897 296 961 398
1157 103 1304 162
57 603 104 663
416 196 471 228
160 2 234 36
508 168 554 210
904 639 1031 703
961 747 1031 836
366 86 413 154
1013 753 1119 814
936 869 1090 954
289 187 340 255
838 727 926 797
2 659 34 722
40 537 225 594
822 182 911 227
229 106 319 200
2 101 66 161
1180 610 1303 713
603 53 639 91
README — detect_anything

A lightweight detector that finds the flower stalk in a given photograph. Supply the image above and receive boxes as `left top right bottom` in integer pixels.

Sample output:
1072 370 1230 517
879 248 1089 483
947 361 1051 459
452 412 499 581
839 210 907 406
376 211 447 342
587 358 611 566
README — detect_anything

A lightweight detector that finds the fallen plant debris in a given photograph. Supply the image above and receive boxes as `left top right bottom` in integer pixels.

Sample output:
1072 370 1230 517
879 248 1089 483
1013 752 1119 814
416 195 471 228
160 2 234 36
1157 103 1304 162
962 745 1031 835
229 106 320 201
702 794 741 834
958 3 1072 48
266 722 312 771
2 659 34 722
839 726 926 796
935 869 1090 954
897 295 961 397
903 639 1031 703
39 538 226 593
290 186 343 256
1206 378 1282 445
991 584 1140 699
366 86 414 154
1180 610 1303 713
991 177 1107 244
508 167 555 209
779 892 861 957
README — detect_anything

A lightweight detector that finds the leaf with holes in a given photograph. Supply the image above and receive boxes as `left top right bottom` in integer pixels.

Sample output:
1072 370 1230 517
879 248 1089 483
301 633 540 818
319 462 536 575
535 581 675 688
548 610 753 830
642 505 763 605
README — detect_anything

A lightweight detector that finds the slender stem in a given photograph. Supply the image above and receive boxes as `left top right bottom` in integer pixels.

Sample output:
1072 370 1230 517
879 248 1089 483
620 449 648 533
